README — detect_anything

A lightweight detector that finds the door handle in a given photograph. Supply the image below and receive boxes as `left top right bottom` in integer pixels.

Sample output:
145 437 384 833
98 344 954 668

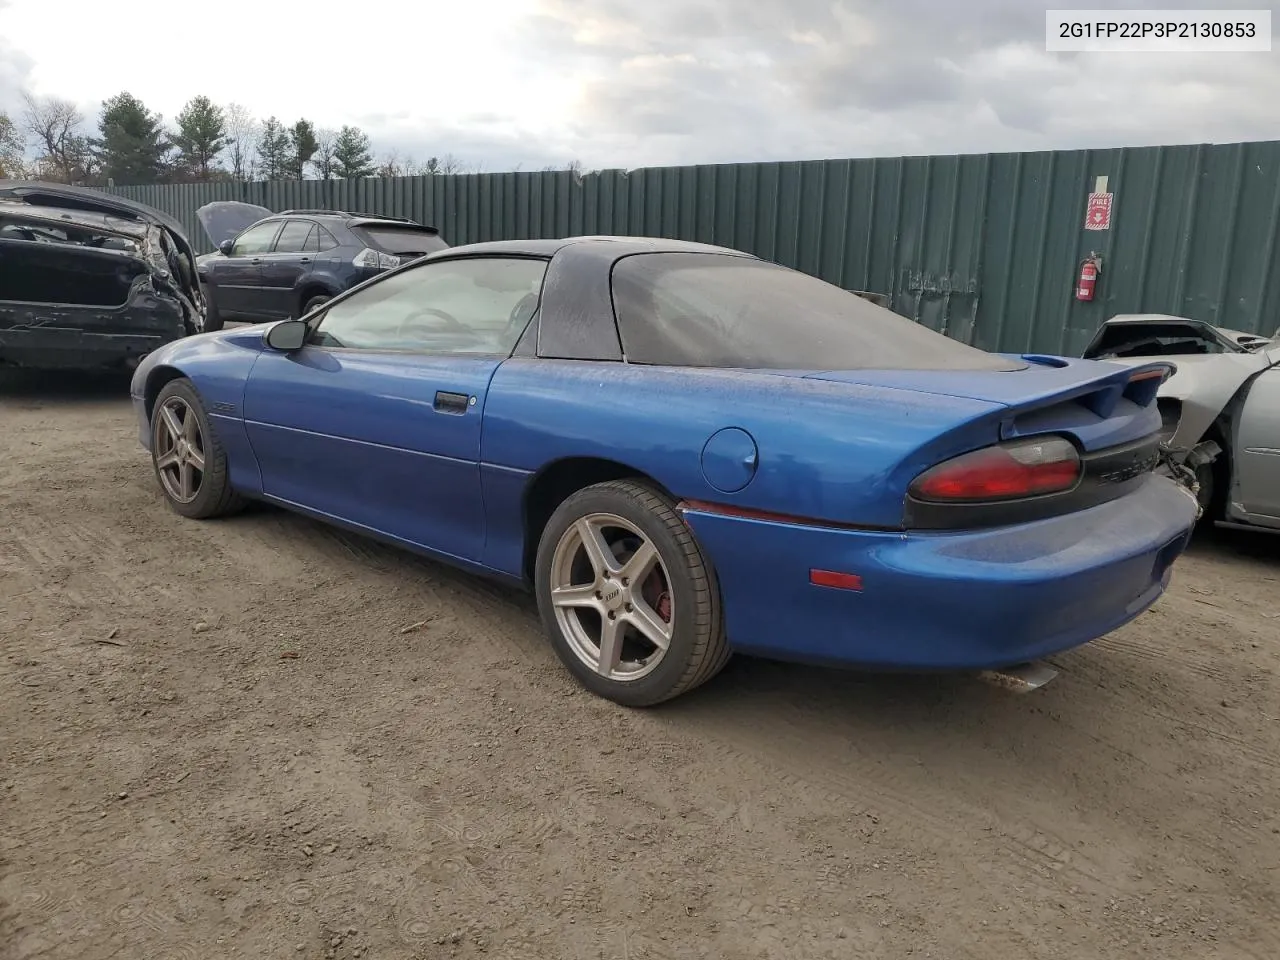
434 391 470 414
250 257 262 264
299 257 312 263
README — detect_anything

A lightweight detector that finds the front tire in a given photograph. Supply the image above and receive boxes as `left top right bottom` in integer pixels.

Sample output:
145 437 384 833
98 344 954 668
534 479 730 707
151 378 245 519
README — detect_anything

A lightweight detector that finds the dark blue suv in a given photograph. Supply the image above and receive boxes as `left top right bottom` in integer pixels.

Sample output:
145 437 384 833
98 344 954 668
195 202 448 330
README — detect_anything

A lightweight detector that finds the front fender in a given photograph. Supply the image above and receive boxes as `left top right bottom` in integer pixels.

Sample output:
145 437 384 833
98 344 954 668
131 326 271 496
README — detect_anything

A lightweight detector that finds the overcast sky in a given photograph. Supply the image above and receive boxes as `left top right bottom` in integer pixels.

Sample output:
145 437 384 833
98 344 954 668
1 0 1277 172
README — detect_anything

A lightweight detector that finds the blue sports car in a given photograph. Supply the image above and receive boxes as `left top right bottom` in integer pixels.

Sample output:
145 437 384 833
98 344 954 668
130 236 1200 706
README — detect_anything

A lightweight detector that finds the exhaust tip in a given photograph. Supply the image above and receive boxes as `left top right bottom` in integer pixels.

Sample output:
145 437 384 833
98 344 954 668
977 661 1059 693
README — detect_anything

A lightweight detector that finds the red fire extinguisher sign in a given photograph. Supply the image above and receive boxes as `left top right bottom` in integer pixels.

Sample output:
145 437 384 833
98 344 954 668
1085 192 1113 230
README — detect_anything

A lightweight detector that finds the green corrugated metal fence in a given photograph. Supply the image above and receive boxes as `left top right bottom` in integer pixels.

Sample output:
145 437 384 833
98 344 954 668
106 139 1280 356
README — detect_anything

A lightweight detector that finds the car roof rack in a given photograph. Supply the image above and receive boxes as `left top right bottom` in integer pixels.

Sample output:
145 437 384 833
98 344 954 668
279 208 420 224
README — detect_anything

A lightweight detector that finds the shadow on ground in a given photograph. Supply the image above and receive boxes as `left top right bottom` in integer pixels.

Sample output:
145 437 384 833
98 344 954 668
1187 521 1280 567
0 367 135 401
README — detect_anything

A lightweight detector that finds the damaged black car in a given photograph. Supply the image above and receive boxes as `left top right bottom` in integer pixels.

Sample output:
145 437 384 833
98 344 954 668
0 180 204 371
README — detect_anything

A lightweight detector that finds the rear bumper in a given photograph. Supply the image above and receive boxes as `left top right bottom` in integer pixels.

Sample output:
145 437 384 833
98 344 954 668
682 474 1199 670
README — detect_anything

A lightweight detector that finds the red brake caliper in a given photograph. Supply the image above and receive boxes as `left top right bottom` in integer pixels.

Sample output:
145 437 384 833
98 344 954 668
641 570 671 623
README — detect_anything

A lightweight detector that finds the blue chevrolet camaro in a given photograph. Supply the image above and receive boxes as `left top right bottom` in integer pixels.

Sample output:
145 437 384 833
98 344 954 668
130 235 1200 706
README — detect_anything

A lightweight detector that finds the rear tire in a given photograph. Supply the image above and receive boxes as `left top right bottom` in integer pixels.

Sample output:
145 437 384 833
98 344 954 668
301 294 331 317
534 479 730 707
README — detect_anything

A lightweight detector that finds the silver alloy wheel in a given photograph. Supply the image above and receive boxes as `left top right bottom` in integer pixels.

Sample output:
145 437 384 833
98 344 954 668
548 512 676 682
154 396 206 504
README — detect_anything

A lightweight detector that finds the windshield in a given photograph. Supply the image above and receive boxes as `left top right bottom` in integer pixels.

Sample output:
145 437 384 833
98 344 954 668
610 253 1019 371
1083 321 1240 359
355 225 448 256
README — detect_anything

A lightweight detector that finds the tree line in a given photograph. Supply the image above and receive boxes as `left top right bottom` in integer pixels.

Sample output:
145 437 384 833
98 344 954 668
0 90 540 186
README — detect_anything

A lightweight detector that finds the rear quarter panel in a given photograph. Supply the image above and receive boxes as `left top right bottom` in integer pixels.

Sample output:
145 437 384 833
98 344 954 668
479 358 1005 576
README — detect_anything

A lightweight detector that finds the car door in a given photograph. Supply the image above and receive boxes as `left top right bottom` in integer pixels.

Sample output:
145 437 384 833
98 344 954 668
214 220 283 320
258 219 317 319
1233 364 1280 522
241 255 549 563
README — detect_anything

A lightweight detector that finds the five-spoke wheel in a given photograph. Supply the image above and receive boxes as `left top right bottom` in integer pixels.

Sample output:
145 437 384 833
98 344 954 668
150 378 244 519
549 512 676 682
154 394 206 504
535 480 730 706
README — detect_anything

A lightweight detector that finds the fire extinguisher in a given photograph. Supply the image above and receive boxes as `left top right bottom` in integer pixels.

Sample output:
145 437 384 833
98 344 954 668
1076 256 1099 301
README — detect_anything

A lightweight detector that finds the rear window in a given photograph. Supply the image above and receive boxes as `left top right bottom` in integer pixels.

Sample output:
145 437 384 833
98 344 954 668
354 225 448 256
611 253 1018 371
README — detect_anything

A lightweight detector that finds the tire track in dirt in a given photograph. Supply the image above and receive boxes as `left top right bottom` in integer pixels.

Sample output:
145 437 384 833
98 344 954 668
0 509 189 612
1093 630 1244 685
1058 642 1280 775
684 688 1280 960
673 677 1125 902
197 505 549 660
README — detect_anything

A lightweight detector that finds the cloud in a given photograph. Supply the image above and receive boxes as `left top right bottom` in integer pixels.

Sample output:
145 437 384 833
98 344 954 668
0 0 1277 173
0 0 36 118
519 0 1280 168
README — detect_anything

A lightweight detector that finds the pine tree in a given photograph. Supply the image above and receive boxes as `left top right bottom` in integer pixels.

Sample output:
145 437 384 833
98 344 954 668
288 119 318 179
172 96 227 179
94 92 168 185
333 125 374 179
256 116 291 181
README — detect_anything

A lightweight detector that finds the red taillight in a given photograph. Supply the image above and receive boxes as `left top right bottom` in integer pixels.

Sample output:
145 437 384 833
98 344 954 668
910 437 1081 502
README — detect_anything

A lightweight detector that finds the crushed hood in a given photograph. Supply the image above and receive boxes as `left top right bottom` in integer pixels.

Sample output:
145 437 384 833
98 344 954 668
196 201 274 249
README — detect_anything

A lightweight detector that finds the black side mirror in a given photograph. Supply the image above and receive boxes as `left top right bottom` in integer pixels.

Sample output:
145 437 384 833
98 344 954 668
218 239 235 256
264 319 308 352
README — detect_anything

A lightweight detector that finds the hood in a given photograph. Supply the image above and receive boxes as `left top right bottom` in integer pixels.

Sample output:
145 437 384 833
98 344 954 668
196 200 274 249
0 179 197 264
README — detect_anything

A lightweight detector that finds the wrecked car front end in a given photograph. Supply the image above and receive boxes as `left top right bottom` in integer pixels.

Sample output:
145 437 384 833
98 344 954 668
0 180 204 371
1081 313 1278 516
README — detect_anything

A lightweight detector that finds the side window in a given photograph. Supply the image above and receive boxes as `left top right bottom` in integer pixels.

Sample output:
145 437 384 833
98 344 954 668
303 226 322 253
309 257 548 356
315 227 339 252
273 220 315 253
231 221 282 256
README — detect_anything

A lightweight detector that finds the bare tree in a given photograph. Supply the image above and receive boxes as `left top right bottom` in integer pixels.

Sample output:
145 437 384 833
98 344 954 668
437 153 466 175
378 150 474 178
224 102 259 181
541 159 584 176
21 91 90 183
419 153 473 175
376 150 406 178
313 127 338 179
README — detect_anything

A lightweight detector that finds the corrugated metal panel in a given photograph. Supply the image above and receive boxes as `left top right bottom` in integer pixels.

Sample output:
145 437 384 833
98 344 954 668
104 139 1280 354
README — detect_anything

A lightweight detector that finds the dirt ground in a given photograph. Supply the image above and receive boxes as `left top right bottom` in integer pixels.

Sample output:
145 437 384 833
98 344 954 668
2 369 1279 960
